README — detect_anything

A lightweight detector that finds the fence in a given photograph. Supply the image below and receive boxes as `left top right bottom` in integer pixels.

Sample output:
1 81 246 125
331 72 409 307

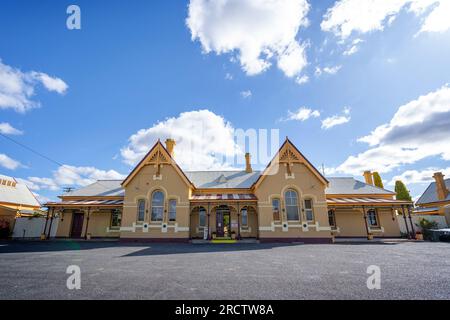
398 214 448 234
12 217 59 239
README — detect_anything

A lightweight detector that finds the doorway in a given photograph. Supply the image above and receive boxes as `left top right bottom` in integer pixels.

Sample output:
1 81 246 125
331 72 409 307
216 206 231 238
70 211 84 238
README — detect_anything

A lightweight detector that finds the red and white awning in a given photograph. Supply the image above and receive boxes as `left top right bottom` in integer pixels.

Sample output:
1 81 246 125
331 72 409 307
190 194 257 202
46 199 123 207
327 197 411 206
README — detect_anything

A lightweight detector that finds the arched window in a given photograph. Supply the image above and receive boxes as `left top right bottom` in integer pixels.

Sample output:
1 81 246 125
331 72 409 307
272 198 281 221
285 189 299 221
367 209 379 227
151 191 164 221
304 199 314 221
198 207 206 227
168 199 177 221
241 208 248 227
137 199 145 222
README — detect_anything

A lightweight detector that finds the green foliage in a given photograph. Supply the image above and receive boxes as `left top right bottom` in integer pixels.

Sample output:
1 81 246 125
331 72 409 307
372 172 384 188
419 218 438 240
395 180 412 201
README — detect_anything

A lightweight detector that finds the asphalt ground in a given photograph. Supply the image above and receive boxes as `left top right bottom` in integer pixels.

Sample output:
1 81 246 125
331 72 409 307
0 241 449 299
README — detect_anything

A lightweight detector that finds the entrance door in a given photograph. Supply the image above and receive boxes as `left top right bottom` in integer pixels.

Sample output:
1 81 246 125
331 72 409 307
71 212 84 238
216 211 224 237
216 206 231 238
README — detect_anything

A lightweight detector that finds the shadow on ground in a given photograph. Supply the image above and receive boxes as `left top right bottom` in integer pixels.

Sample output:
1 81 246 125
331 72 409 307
0 240 402 256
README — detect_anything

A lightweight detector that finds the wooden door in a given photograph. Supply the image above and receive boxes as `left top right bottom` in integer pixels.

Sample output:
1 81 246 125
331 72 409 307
71 212 84 238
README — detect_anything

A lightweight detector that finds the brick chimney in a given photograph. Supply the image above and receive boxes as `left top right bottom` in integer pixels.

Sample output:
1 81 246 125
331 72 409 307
363 171 373 185
165 138 176 157
433 172 449 201
245 153 252 173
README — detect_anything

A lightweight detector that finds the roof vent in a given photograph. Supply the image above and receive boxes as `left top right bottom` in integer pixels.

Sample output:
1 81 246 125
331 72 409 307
217 174 228 183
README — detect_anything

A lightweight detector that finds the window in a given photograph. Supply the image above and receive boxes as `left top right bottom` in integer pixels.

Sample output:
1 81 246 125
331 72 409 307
272 198 281 221
328 209 336 228
111 209 122 227
367 209 379 227
285 189 299 221
199 207 206 227
304 199 314 221
168 199 177 222
151 191 164 221
241 208 248 227
137 199 145 222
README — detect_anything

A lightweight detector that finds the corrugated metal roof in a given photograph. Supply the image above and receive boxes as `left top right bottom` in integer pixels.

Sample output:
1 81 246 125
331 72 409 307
413 207 439 214
185 171 261 189
326 177 395 195
191 194 257 201
46 199 123 207
0 174 40 207
63 180 124 197
57 174 397 199
416 179 450 205
327 197 410 206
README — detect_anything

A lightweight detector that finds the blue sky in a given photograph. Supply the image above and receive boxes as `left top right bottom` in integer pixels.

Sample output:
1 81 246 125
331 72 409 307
1 0 450 203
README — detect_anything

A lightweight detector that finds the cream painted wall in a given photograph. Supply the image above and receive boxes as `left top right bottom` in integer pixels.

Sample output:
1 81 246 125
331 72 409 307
255 162 332 239
335 208 401 238
121 163 191 239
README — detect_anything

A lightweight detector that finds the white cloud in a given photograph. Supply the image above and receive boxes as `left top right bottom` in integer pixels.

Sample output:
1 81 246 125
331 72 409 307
321 107 351 129
0 59 68 113
18 165 126 193
388 167 450 186
321 0 450 40
295 75 309 85
225 73 233 80
30 72 68 94
0 122 23 135
186 0 310 78
336 85 450 175
240 90 252 99
315 65 342 76
0 153 22 170
343 40 363 56
120 110 242 171
282 107 320 122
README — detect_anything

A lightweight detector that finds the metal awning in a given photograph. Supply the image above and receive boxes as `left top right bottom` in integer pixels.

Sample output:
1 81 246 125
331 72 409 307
190 194 257 202
327 197 411 207
45 199 123 207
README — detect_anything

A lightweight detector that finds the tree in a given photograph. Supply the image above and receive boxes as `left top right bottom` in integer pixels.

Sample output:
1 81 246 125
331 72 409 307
372 172 384 188
395 180 412 201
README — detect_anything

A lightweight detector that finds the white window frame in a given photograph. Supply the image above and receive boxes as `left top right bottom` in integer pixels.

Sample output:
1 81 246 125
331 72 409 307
285 189 300 221
151 191 164 222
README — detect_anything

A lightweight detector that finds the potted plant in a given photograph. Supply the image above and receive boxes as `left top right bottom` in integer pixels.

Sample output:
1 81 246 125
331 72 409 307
231 231 236 240
367 233 374 240
415 231 423 241
212 232 217 239
86 233 92 240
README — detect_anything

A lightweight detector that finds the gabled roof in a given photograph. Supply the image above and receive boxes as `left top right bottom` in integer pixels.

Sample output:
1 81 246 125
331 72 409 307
416 178 450 205
185 171 261 189
326 177 395 195
0 174 40 207
62 180 124 197
252 138 328 188
121 140 194 188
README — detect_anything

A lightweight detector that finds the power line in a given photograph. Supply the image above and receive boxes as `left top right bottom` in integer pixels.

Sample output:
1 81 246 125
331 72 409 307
0 132 118 194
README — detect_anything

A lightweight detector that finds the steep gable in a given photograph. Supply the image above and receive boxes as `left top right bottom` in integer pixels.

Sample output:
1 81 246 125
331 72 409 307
252 137 328 189
121 140 194 188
